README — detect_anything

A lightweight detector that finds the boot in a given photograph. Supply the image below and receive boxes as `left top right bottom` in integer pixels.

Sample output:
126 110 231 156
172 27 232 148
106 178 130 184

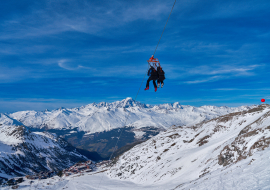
155 87 157 92
157 83 160 88
161 83 164 88
144 87 149 90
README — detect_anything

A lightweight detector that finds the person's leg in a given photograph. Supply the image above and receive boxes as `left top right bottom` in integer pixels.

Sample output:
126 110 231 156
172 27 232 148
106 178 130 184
153 80 157 92
161 80 164 88
145 78 151 90
153 80 157 88
146 78 151 87
157 79 160 88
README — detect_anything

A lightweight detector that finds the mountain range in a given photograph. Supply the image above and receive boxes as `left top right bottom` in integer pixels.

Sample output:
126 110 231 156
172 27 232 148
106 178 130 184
6 98 256 158
0 114 87 180
9 97 255 133
7 104 270 189
0 98 258 181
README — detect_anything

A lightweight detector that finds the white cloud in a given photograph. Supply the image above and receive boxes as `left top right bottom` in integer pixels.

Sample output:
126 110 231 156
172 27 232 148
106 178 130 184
0 66 30 83
181 64 263 84
188 64 261 76
213 88 270 91
57 59 147 77
184 76 220 84
58 59 75 70
58 59 92 71
0 0 171 40
214 88 247 91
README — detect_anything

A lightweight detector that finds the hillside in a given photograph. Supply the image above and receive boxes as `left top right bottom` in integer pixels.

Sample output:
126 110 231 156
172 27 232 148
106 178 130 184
0 114 87 179
6 104 270 190
106 104 270 189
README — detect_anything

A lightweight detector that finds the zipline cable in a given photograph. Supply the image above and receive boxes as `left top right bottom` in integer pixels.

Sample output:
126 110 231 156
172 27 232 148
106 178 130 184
153 0 176 57
97 0 176 188
97 70 148 188
108 70 148 162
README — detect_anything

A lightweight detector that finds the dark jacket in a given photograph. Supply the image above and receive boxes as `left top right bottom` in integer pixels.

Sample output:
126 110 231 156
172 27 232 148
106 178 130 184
148 67 158 78
157 66 165 80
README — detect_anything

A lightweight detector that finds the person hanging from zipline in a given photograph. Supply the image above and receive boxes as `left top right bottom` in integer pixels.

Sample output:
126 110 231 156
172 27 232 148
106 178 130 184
145 65 158 92
157 66 165 88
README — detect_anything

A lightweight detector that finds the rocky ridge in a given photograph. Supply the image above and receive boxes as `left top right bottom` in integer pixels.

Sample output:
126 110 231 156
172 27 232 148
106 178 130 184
0 114 87 179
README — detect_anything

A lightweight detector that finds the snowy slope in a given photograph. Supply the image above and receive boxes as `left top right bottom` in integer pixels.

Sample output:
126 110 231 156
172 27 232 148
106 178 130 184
0 114 87 179
9 98 255 134
8 104 270 190
106 104 270 188
5 104 270 190
13 147 270 190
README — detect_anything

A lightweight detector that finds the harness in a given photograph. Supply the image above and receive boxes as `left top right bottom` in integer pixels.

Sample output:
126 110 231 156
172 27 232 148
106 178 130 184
147 55 164 75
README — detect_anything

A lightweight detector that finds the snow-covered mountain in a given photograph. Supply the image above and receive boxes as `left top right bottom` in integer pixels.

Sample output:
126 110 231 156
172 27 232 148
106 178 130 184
8 104 270 190
0 114 87 179
9 98 255 134
106 104 270 189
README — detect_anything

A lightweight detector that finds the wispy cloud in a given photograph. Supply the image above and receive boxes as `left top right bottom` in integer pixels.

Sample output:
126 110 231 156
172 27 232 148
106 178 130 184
174 64 262 84
213 88 270 91
188 64 261 76
0 0 269 111
57 59 146 77
184 76 221 84
58 59 74 70
58 60 97 71
0 0 171 40
177 0 270 20
0 66 30 83
214 88 249 91
90 80 108 86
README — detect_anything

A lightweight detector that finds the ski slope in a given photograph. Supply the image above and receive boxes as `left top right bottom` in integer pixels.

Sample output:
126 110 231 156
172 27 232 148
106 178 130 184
8 148 270 190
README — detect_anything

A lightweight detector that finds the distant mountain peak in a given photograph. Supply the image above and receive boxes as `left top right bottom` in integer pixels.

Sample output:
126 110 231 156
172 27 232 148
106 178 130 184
58 107 65 110
173 102 182 108
7 99 257 134
121 97 138 108
0 113 24 126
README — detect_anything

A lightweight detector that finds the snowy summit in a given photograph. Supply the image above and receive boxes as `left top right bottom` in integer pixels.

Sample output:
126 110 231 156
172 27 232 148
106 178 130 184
9 98 255 134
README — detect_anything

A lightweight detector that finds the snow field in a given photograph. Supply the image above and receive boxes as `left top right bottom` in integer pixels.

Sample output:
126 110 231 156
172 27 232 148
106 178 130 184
107 106 270 189
6 147 270 190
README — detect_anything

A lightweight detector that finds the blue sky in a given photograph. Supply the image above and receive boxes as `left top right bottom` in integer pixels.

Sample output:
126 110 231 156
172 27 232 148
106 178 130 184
1 0 270 112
